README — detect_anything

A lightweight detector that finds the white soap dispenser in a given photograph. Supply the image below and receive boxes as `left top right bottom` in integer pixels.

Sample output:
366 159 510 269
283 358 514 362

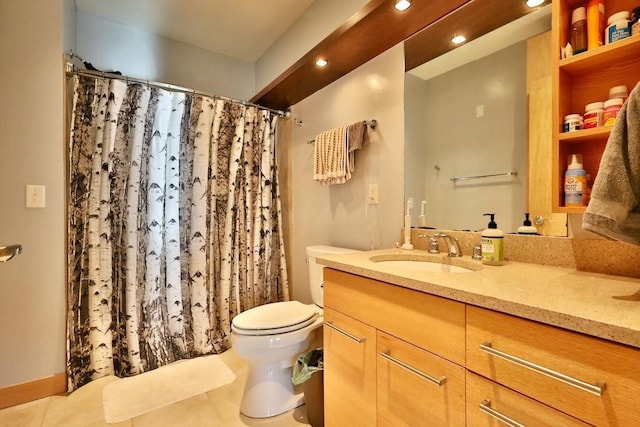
481 213 504 265
517 213 538 235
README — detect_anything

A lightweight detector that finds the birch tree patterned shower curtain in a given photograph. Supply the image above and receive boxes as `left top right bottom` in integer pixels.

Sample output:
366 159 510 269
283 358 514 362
66 75 289 391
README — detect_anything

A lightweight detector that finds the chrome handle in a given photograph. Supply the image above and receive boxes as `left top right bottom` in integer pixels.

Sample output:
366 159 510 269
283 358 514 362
324 321 366 344
379 352 446 386
478 400 525 427
480 342 606 396
0 244 22 262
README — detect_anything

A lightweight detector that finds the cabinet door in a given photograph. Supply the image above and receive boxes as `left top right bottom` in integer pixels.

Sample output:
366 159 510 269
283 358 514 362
466 372 590 427
323 307 377 427
377 331 465 427
466 305 640 426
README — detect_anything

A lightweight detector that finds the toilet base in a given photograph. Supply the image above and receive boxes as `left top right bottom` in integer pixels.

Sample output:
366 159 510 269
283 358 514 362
239 360 305 418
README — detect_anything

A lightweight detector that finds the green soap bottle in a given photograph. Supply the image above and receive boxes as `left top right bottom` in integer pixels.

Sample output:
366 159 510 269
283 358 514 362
481 213 504 265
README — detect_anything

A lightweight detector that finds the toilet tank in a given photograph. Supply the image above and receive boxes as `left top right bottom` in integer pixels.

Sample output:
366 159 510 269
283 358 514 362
306 245 361 307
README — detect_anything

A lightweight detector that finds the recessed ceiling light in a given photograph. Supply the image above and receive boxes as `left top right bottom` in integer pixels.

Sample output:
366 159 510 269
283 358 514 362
394 0 411 12
451 35 467 44
526 0 544 7
315 59 328 67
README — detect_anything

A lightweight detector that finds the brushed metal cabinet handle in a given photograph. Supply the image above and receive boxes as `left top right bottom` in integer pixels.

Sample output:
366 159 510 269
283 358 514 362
379 351 446 386
480 342 606 396
324 321 366 344
479 399 525 427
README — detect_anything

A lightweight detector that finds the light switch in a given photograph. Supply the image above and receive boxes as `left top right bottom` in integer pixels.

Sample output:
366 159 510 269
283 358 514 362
26 185 46 208
476 104 485 118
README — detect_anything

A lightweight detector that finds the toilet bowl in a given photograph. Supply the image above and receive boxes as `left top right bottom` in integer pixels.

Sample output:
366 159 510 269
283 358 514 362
231 245 359 419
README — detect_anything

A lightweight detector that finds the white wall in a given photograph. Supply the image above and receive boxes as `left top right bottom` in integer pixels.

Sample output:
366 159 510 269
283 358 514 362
76 11 256 101
0 0 66 387
289 45 405 303
255 0 368 93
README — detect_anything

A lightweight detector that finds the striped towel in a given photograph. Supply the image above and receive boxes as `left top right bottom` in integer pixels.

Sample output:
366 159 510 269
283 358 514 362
313 122 369 185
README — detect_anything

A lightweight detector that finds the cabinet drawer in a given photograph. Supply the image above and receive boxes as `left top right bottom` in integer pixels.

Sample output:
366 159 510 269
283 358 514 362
323 307 377 427
466 305 640 426
324 269 465 365
377 331 465 427
466 371 589 427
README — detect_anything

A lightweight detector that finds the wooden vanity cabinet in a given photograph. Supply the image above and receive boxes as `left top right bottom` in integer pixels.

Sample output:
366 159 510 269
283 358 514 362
323 268 466 426
323 268 640 426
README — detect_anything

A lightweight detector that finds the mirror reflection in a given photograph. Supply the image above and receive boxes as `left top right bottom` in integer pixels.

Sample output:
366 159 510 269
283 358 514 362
404 6 551 234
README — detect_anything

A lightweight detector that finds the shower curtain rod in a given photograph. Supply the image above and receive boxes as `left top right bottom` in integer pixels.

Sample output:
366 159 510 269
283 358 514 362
65 55 290 118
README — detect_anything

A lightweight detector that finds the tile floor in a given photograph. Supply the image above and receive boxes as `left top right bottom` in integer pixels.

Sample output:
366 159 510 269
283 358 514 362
0 349 311 427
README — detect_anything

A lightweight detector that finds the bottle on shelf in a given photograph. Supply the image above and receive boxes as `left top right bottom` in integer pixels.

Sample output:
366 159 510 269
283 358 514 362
564 154 589 208
587 0 605 50
571 7 588 54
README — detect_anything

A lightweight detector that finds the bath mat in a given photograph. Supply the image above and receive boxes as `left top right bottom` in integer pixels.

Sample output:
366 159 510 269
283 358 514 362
102 355 236 423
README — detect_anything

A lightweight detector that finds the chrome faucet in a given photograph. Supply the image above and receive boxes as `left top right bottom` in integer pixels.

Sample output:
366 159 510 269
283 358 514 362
433 233 462 257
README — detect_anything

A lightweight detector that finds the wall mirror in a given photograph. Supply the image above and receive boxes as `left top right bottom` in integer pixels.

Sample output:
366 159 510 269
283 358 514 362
403 3 551 234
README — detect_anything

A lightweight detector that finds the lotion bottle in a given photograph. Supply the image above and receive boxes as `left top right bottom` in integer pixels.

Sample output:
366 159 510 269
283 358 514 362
481 213 504 265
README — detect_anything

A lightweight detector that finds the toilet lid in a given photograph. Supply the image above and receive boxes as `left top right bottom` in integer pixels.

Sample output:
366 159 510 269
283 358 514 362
232 301 318 335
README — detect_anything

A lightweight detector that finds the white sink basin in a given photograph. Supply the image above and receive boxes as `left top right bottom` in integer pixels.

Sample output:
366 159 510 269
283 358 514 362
374 260 474 273
369 254 480 273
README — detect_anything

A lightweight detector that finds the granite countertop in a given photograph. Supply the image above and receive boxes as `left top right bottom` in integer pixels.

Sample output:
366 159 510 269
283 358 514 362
317 248 640 349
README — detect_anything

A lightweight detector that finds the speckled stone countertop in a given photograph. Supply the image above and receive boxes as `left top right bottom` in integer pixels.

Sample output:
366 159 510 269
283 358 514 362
317 248 640 349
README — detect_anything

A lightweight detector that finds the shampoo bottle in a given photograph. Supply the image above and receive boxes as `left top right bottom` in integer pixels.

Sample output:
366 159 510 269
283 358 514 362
481 213 504 265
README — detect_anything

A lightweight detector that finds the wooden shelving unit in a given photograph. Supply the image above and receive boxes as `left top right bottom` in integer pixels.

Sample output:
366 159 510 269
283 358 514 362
552 0 640 213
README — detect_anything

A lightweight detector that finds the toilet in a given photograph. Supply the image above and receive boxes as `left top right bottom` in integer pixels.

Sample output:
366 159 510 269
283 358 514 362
231 245 359 419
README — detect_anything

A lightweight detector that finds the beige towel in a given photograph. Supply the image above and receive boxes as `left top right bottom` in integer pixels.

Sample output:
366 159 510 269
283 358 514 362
313 126 348 185
582 82 640 245
313 122 369 185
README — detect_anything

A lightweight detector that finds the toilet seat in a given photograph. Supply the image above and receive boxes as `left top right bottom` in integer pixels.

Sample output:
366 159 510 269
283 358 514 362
232 301 319 336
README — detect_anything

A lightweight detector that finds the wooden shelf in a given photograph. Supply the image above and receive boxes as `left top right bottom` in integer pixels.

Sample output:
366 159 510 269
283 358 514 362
559 34 640 76
558 126 612 143
552 0 639 212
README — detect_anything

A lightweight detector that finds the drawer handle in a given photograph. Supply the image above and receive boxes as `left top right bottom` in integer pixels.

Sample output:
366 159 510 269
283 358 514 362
324 321 366 343
379 352 447 386
480 342 606 396
478 399 525 427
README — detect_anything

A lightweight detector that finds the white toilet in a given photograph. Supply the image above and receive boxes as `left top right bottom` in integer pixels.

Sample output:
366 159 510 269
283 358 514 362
231 245 359 418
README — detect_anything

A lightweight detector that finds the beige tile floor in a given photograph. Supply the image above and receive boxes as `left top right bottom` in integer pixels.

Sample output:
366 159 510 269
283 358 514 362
0 349 311 427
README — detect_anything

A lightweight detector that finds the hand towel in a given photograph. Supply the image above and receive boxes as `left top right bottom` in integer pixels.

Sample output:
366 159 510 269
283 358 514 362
313 126 348 185
313 121 370 185
582 82 640 245
346 121 370 174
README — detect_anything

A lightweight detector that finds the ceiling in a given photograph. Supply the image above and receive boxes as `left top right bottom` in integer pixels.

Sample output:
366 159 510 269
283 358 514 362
74 0 315 62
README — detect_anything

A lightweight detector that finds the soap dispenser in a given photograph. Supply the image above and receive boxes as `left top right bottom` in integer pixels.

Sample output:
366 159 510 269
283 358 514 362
481 213 504 265
517 213 538 235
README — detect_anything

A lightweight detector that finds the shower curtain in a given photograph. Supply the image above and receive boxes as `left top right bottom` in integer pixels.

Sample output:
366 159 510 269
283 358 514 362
66 74 289 391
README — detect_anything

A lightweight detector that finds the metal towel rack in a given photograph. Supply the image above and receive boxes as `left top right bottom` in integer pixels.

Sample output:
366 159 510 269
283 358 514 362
306 119 377 144
450 171 518 183
0 244 22 262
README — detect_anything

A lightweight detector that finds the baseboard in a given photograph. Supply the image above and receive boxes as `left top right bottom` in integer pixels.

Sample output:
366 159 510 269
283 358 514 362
0 373 67 410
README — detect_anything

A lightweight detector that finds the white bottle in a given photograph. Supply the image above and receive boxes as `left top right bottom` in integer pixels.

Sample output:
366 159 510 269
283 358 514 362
418 200 427 228
481 213 504 265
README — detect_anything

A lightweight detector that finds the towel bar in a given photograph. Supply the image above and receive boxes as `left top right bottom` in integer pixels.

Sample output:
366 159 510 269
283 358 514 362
307 119 377 144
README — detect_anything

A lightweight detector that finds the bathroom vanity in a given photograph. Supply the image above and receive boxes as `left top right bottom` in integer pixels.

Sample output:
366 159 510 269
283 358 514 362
319 249 640 426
